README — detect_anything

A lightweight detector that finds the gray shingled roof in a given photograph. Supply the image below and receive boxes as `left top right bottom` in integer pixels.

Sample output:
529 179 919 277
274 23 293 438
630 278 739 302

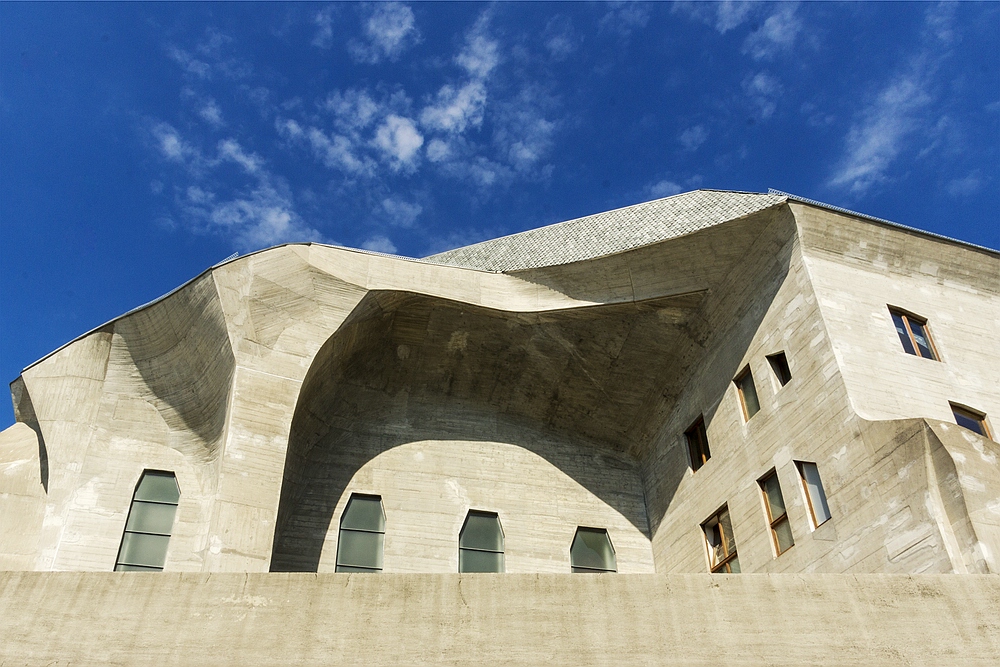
424 189 787 272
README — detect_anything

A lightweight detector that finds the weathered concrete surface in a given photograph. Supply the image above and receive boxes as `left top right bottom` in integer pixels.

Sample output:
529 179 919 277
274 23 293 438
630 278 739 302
1 572 997 666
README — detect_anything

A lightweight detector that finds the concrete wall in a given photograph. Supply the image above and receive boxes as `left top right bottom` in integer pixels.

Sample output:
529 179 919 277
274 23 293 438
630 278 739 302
1 572 998 666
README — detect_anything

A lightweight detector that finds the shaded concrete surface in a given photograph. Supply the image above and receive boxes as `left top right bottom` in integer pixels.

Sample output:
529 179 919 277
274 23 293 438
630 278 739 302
1 572 998 666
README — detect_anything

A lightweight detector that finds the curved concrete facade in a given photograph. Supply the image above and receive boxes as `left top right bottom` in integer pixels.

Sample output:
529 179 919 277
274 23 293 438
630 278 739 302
2 190 998 578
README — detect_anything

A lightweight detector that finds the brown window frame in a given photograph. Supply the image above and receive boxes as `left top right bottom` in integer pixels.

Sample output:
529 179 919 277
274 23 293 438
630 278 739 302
795 460 832 528
685 416 711 472
734 365 760 421
702 505 740 574
950 403 992 440
758 470 794 556
888 307 939 360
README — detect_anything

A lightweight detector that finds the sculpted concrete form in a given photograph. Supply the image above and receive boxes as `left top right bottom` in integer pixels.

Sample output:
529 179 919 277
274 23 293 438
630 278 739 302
1 189 998 661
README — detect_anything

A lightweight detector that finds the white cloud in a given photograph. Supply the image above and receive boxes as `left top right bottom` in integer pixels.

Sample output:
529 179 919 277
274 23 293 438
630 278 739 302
673 1 755 34
492 87 558 174
199 99 224 128
218 139 262 176
543 16 578 60
349 3 420 64
679 125 709 151
420 82 487 134
382 197 423 227
168 46 211 79
599 2 651 37
373 115 424 169
743 4 802 60
946 171 982 197
324 89 381 130
828 70 932 193
312 7 335 49
153 123 196 163
647 180 683 199
742 72 783 119
455 19 500 79
425 138 451 163
361 235 398 254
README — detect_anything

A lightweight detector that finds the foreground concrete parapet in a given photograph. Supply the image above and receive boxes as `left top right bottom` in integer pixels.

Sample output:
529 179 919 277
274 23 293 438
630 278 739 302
0 572 998 666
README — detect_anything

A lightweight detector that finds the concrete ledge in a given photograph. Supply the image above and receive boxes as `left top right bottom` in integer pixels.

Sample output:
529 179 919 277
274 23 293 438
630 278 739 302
1 573 998 665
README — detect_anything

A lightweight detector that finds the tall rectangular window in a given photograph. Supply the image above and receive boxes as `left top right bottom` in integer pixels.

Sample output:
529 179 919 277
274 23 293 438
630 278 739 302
702 506 739 573
459 510 504 573
685 416 711 472
766 352 792 386
889 308 938 360
734 366 760 420
336 494 385 573
795 461 831 528
951 403 992 439
115 470 180 572
759 470 794 555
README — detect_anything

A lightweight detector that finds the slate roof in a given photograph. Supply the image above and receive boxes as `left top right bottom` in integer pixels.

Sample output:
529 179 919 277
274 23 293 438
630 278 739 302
424 189 787 272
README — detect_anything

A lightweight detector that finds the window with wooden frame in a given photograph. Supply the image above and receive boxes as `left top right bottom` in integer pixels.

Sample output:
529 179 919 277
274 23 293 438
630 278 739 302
335 494 385 573
795 461 832 528
766 352 792 387
734 365 760 420
889 307 938 360
685 416 711 472
570 527 617 573
951 403 992 440
702 505 740 573
459 510 504 573
759 470 794 556
115 470 180 571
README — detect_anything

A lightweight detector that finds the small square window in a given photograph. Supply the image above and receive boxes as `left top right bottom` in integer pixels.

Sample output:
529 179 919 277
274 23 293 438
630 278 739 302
685 417 711 472
759 470 794 556
888 308 938 360
702 506 739 573
951 403 992 440
734 366 760 421
766 352 792 386
795 461 831 528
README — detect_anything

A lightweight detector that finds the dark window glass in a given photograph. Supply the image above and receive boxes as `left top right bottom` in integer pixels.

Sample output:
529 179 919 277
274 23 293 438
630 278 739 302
115 471 179 572
703 506 739 573
459 511 504 573
735 367 760 420
759 471 794 555
766 352 792 386
570 527 616 573
336 494 385 573
685 417 711 472
889 308 937 360
951 404 991 439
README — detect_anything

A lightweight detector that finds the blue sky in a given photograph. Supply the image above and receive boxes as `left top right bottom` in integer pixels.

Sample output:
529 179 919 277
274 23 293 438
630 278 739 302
1 2 998 427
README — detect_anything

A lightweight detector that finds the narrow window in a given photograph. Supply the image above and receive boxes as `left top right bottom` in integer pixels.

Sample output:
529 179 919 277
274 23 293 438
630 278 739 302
335 494 385 573
459 510 504 573
766 352 792 386
951 403 992 439
685 416 711 472
570 527 616 573
702 506 740 573
795 461 831 527
734 366 760 420
889 308 938 360
115 470 180 571
759 470 794 555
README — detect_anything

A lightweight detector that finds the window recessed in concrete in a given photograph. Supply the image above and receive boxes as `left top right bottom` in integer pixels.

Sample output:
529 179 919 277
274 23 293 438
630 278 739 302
115 470 179 572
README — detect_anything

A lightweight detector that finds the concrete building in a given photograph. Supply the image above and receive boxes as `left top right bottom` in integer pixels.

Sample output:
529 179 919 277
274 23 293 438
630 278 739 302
1 189 998 664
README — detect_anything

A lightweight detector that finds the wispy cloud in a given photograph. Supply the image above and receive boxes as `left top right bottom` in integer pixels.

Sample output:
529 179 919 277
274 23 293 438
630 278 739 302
543 15 579 61
679 125 708 151
828 4 955 194
946 171 982 198
382 197 423 227
373 114 424 170
742 4 801 60
420 82 487 134
673 1 755 34
647 179 683 199
361 234 399 254
312 6 336 49
742 72 782 119
168 46 211 79
349 3 420 64
599 1 651 38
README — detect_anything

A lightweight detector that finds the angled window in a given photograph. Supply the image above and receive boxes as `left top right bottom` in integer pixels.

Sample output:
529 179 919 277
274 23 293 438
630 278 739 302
685 416 711 472
570 527 616 573
759 470 794 556
767 352 792 387
795 461 831 528
336 494 385 573
115 470 179 572
459 510 504 573
889 308 938 360
703 505 740 573
734 366 760 420
951 403 992 439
